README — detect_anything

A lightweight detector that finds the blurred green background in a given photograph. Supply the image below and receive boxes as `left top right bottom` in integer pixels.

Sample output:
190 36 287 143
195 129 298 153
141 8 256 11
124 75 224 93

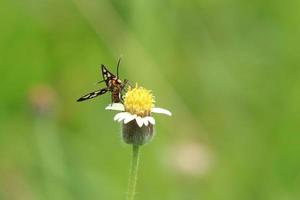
1 0 300 199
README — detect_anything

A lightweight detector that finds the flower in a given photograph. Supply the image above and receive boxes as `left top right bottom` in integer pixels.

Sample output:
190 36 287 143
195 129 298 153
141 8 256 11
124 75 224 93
106 84 171 145
106 85 172 127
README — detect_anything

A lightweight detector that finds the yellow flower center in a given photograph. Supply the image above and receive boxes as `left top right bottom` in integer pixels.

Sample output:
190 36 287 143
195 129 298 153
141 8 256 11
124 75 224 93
124 84 154 117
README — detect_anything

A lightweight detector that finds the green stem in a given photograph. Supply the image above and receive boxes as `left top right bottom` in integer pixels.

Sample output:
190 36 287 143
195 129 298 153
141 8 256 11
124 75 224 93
127 144 140 200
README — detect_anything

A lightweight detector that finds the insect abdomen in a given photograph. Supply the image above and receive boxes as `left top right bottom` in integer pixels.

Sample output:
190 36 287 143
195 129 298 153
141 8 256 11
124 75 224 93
112 92 121 103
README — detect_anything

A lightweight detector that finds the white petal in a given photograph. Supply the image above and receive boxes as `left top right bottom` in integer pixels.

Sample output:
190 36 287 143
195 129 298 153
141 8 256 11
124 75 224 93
145 116 155 125
105 103 125 111
136 116 144 127
124 114 136 124
143 118 149 126
113 112 126 121
151 107 172 116
113 112 130 122
118 112 131 122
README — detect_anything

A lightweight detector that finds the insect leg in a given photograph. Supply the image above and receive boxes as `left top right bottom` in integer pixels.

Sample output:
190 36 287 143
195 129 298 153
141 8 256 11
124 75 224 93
119 79 131 102
122 79 132 91
95 79 105 85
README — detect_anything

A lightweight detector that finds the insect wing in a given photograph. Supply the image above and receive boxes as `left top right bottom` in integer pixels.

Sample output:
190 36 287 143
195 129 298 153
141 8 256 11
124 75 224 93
77 88 108 102
101 64 116 86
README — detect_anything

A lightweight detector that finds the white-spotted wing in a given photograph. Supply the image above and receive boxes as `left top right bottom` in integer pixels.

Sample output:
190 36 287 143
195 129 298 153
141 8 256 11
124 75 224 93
101 64 116 86
77 88 108 102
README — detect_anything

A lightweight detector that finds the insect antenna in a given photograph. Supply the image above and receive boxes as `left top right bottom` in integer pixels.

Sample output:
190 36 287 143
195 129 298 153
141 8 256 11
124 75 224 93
116 57 122 78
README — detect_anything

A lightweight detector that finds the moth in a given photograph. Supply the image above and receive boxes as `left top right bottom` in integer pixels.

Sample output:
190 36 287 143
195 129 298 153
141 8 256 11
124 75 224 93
77 59 128 103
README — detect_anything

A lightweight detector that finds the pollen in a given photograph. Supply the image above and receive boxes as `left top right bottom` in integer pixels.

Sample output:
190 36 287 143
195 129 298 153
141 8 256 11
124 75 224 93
124 84 154 117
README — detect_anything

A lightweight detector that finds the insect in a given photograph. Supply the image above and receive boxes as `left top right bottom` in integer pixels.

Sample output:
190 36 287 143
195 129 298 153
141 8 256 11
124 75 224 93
77 59 128 103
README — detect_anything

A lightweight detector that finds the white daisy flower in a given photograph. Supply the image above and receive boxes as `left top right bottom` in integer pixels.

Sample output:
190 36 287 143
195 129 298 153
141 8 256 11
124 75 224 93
105 86 171 127
106 84 172 145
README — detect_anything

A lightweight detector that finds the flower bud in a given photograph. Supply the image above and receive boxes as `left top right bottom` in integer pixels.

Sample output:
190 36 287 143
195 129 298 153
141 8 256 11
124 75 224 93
122 120 154 145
